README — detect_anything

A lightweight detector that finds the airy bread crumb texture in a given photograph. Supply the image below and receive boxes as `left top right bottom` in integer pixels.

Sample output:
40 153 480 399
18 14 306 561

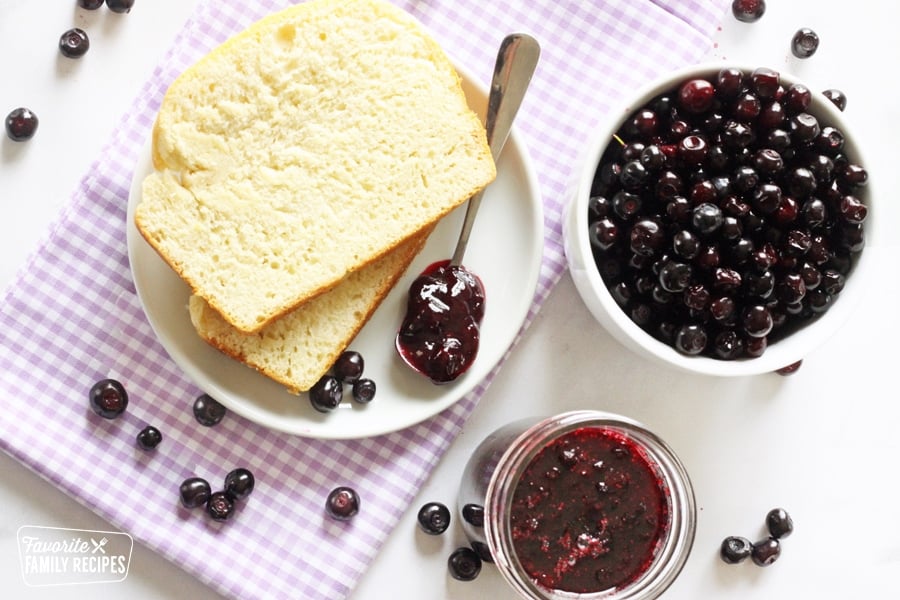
136 0 495 333
189 232 429 393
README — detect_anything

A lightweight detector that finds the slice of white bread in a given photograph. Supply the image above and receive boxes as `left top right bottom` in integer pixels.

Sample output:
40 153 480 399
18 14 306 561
136 0 495 333
189 231 430 394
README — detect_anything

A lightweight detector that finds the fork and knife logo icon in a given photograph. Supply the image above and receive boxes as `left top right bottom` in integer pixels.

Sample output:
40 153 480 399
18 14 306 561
90 537 108 555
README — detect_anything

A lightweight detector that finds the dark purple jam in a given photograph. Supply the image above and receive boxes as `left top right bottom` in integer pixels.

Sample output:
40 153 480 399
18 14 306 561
396 260 485 384
509 427 669 594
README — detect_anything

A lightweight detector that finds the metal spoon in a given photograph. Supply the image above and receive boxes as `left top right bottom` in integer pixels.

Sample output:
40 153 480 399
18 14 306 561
449 33 540 267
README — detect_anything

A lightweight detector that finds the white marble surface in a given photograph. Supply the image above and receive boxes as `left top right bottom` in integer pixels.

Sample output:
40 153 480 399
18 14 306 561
2 1 899 598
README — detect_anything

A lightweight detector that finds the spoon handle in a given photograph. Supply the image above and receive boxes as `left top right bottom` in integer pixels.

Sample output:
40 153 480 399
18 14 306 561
449 33 540 267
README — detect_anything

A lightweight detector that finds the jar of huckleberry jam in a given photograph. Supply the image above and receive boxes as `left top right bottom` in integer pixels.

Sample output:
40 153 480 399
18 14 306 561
458 411 695 599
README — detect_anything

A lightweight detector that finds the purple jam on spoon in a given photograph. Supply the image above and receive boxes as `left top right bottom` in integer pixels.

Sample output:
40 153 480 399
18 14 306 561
396 260 485 384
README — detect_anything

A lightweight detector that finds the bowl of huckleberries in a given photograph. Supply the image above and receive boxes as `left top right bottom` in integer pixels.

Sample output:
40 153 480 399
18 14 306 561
563 64 872 376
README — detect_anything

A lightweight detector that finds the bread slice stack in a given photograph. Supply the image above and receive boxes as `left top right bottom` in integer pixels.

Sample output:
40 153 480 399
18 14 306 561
188 231 430 393
134 0 495 392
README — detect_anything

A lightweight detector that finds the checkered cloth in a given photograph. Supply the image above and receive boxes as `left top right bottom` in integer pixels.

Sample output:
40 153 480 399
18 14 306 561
0 1 727 598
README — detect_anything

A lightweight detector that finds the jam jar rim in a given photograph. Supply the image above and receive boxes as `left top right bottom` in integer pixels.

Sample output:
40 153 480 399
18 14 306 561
483 410 696 600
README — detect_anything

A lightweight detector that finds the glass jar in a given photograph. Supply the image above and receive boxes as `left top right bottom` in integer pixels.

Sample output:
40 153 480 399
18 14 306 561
458 410 695 599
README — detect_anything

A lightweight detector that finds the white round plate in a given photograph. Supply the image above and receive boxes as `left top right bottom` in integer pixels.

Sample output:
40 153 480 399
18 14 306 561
126 66 544 439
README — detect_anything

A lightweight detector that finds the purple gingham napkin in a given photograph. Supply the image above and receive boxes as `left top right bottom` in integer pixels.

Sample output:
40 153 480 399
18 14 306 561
0 1 728 598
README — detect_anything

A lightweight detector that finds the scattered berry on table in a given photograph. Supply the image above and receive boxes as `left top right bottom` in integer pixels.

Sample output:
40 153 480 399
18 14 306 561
88 378 128 419
447 546 482 581
351 378 376 403
791 28 820 59
750 537 781 566
309 375 343 412
461 503 485 527
416 502 451 535
193 393 226 426
136 425 162 450
325 486 360 521
822 89 847 112
775 360 803 375
765 507 794 539
224 468 255 501
720 536 753 564
105 0 135 13
470 541 493 563
58 28 90 59
720 508 794 566
179 477 212 509
5 107 39 142
206 491 234 521
78 0 105 9
731 0 766 23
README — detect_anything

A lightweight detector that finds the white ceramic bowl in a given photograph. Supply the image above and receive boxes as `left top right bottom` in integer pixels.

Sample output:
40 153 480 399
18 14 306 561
563 63 873 376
